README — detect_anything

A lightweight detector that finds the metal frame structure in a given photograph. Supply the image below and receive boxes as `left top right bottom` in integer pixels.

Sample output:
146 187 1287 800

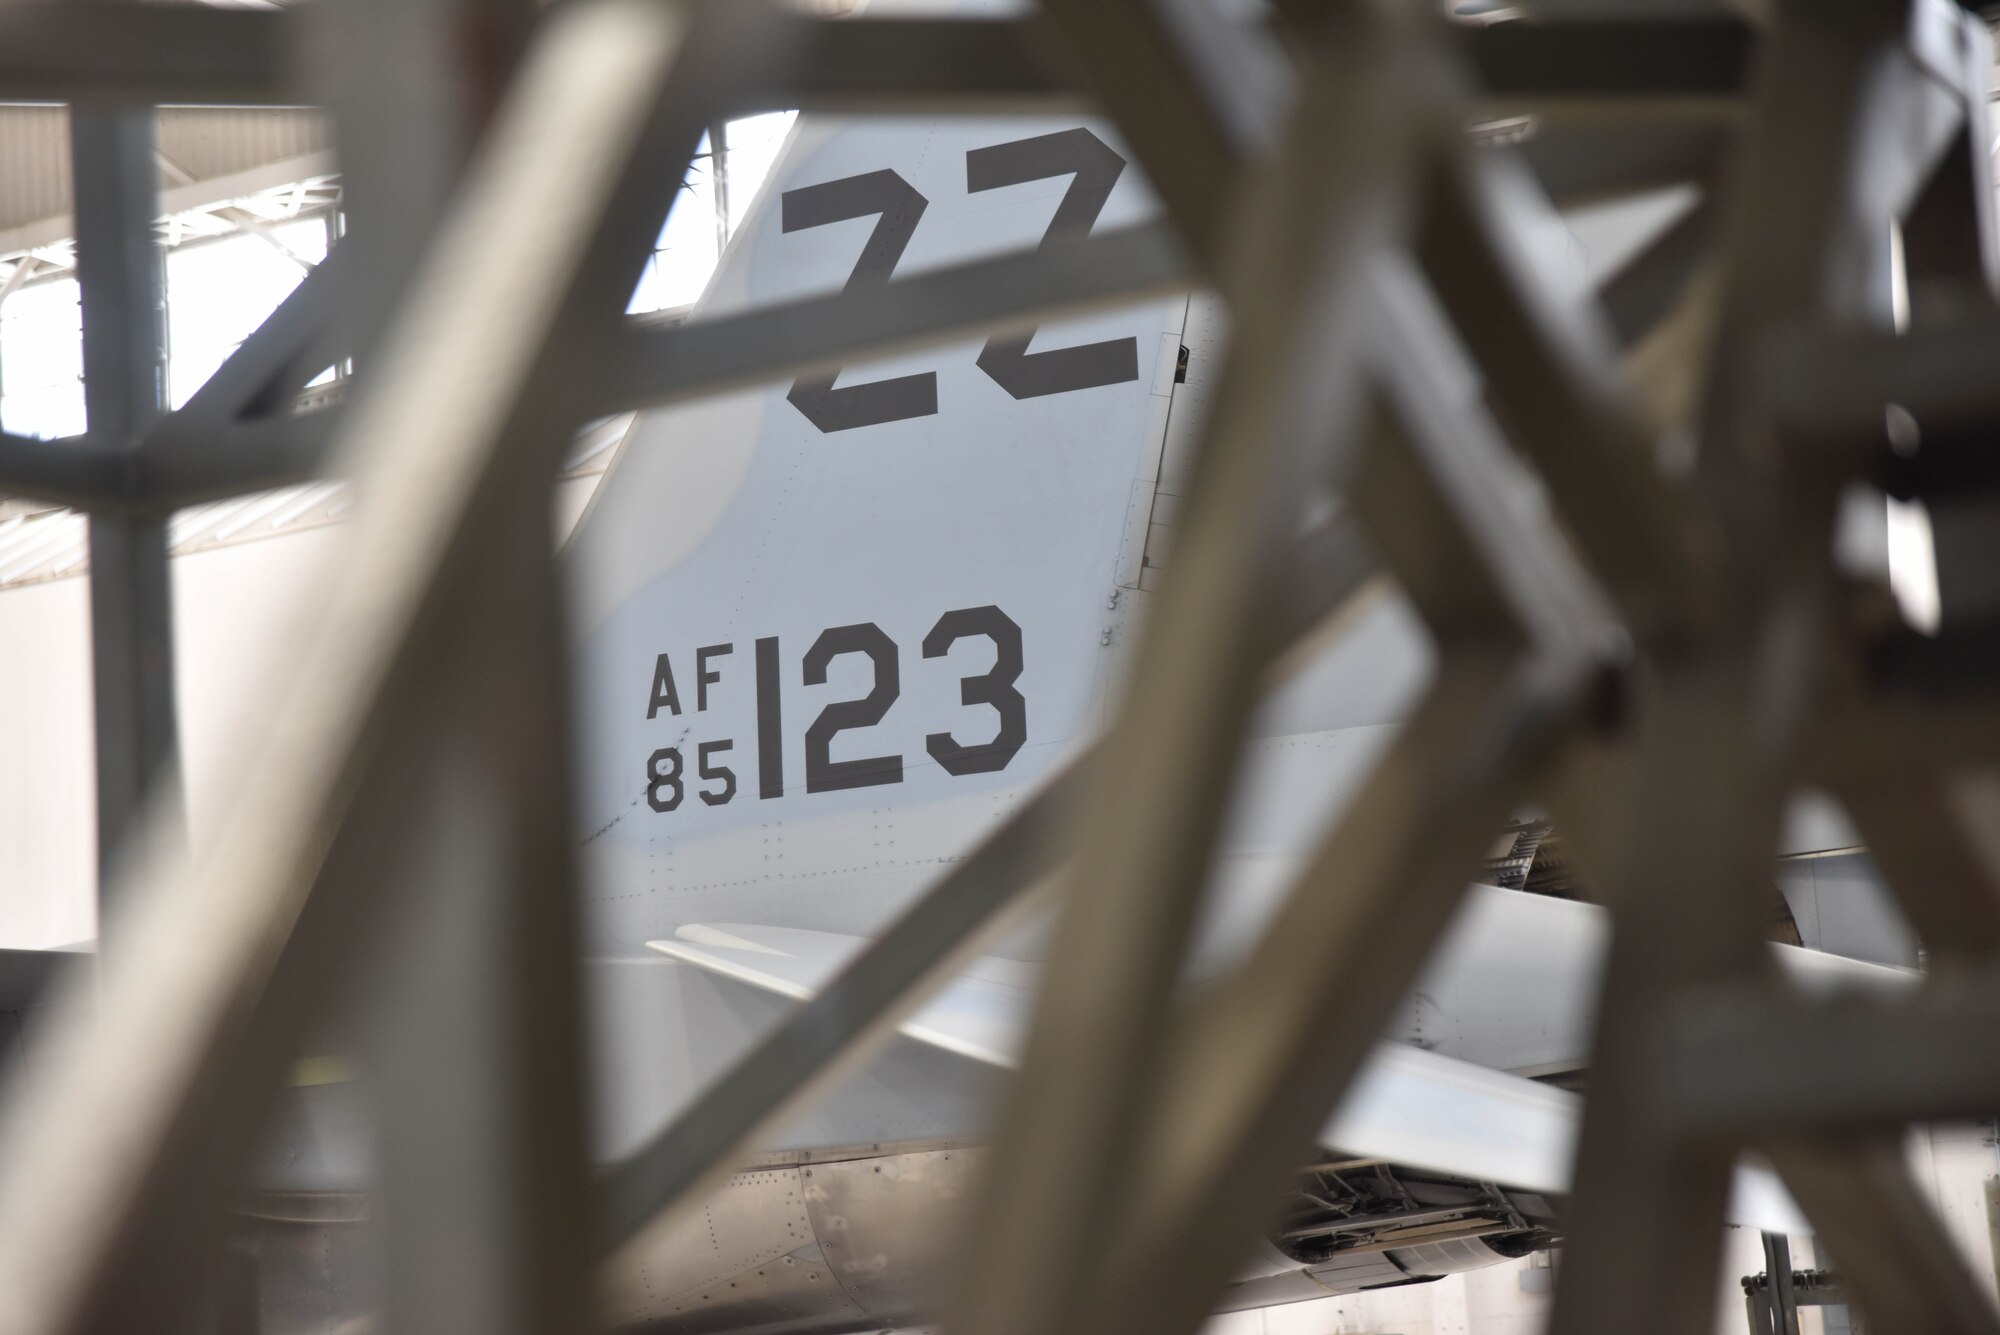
0 1 1998 1333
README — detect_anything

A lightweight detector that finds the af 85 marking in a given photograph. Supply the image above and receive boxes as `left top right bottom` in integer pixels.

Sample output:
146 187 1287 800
644 604 1025 813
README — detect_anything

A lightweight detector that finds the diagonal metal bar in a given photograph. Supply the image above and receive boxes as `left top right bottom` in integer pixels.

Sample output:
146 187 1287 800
1699 0 1971 466
1080 651 1580 1335
1418 149 1722 642
1544 656 1796 1335
1034 0 1288 267
365 502 595 1335
951 26 1416 1335
1895 13 1997 323
1550 7 1983 1321
0 3 749 1330
597 762 1079 1270
165 248 346 431
1763 312 2000 447
1827 758 2000 960
1597 195 1715 349
1061 253 1615 1335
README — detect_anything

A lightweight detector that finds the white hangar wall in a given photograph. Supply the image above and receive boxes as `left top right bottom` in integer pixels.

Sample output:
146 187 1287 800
0 472 605 949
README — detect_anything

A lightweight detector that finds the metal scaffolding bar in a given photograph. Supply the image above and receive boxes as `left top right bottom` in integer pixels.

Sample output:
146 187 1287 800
1 3 1999 1335
70 103 177 924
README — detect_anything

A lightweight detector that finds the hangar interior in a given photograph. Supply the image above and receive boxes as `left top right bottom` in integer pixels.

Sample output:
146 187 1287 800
1 3 1999 1335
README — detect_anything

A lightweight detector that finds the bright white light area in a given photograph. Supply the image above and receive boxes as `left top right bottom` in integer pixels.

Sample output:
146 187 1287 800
0 196 336 441
629 111 797 314
1886 494 1941 634
0 111 794 444
167 219 330 409
0 277 85 440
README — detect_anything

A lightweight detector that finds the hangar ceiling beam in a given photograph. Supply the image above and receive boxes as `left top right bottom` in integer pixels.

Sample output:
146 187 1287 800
0 5 293 107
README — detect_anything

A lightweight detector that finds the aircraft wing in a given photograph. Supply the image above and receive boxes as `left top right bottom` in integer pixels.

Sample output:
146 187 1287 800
649 922 1807 1234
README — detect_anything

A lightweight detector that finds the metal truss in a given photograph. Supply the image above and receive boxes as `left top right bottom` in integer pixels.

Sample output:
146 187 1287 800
1 1 1999 1334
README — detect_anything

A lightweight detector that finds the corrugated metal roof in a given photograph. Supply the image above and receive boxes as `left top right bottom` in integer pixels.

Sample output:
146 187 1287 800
0 106 331 258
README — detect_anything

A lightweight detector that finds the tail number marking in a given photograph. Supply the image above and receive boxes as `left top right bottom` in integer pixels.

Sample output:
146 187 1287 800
782 170 939 433
803 623 903 793
779 128 1140 433
642 606 1027 809
923 605 1025 775
966 129 1139 399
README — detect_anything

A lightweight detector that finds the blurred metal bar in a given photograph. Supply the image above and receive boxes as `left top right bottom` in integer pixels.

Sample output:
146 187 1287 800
1419 151 1721 641
0 3 736 1330
1034 0 1287 265
721 15 1080 116
141 250 348 509
1766 1137 2000 1334
13 0 2000 1331
1700 0 1968 453
1826 759 2000 960
1078 654 1578 1335
0 5 293 106
1671 982 2000 1127
953 23 1408 1335
71 104 177 922
1063 251 1614 1335
1465 17 1750 115
369 516 593 1335
1765 314 2000 444
608 221 1188 411
1548 4 1964 1328
1900 74 2000 322
1596 196 1714 347
313 0 527 368
598 761 1082 1267
1544 660 1783 1335
141 413 340 512
1760 1233 1803 1335
0 433 134 511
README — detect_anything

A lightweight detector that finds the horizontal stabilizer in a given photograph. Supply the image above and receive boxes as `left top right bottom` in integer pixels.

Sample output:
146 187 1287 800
650 922 1805 1234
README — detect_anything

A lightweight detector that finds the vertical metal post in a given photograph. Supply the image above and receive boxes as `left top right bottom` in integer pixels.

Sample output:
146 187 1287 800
1763 1233 1803 1335
70 104 176 928
314 0 531 360
710 117 730 259
367 502 592 1335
